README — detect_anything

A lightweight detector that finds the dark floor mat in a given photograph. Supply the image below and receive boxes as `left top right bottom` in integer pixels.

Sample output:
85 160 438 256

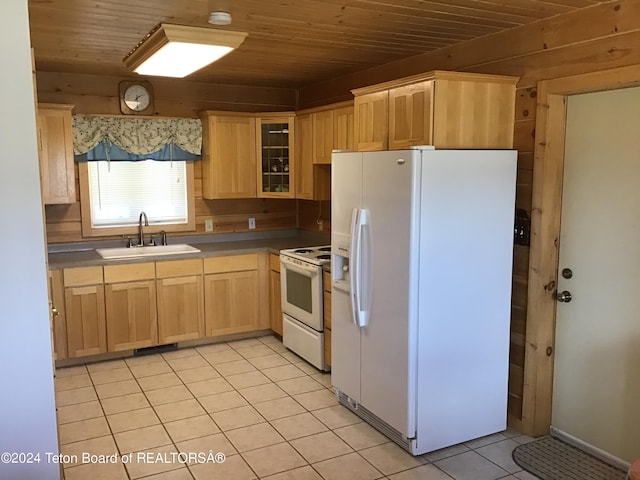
512 436 627 480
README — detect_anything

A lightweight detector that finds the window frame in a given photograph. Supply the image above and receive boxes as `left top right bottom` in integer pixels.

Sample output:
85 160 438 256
78 161 196 238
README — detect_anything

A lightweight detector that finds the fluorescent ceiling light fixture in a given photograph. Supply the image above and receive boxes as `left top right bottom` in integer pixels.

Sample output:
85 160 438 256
124 23 247 78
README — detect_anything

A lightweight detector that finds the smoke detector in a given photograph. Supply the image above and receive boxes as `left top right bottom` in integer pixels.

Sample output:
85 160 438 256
208 11 232 25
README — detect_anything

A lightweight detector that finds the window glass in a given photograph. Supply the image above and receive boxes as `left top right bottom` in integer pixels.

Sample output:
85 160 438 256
87 160 188 227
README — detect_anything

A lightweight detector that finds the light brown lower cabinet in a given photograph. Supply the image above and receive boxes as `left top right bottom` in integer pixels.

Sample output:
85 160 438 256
324 271 332 367
156 259 204 344
63 266 107 358
104 263 157 352
269 253 282 336
269 270 282 336
52 253 275 361
204 269 259 337
105 280 157 352
204 254 262 337
49 269 67 360
324 328 332 367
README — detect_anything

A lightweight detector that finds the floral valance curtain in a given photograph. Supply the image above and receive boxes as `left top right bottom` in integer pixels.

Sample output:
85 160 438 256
73 115 202 161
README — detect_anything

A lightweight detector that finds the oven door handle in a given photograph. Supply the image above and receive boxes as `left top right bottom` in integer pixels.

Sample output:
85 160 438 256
280 256 321 276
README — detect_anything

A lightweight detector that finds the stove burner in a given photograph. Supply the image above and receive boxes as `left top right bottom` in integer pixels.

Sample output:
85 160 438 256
281 246 332 266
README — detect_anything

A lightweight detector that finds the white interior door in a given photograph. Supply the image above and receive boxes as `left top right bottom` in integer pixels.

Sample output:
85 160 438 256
553 86 640 463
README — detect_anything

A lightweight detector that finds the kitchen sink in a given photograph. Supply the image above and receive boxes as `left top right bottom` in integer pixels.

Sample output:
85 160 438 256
96 244 201 259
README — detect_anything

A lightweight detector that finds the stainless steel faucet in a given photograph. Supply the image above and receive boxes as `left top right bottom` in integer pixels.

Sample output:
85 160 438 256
138 211 149 246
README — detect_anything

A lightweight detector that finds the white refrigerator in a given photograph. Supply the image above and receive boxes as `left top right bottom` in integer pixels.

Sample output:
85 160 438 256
331 147 517 455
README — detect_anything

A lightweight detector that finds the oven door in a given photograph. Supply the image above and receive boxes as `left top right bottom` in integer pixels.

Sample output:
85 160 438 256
280 255 324 331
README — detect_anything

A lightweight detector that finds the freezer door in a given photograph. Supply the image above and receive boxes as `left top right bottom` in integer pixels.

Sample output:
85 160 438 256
331 285 362 402
359 150 420 438
331 152 363 254
331 151 363 403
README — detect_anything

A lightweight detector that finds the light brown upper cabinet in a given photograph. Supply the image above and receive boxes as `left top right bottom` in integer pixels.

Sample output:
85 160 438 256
295 113 315 200
388 81 433 150
333 105 355 151
352 71 518 151
200 111 296 199
200 113 257 199
354 91 389 152
313 110 333 165
37 104 75 204
256 113 295 198
296 101 353 200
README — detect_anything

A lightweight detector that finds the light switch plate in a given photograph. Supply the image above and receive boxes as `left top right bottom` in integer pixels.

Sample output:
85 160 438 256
248 218 256 229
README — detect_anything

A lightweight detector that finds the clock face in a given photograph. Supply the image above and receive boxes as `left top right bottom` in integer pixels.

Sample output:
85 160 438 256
123 84 151 112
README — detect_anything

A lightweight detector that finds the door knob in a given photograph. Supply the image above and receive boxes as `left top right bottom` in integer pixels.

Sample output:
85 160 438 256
556 290 572 303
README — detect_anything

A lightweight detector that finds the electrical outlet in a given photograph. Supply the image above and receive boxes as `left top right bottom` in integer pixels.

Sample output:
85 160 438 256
318 220 324 231
205 219 213 232
248 217 256 229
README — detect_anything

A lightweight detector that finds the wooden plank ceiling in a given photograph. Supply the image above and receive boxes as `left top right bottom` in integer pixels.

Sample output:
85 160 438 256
28 0 606 89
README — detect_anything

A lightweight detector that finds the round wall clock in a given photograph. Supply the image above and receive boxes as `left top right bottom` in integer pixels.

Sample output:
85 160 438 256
119 80 154 115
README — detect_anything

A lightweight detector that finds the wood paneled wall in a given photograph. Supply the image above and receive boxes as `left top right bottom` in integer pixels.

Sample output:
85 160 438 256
44 161 298 243
39 71 299 243
37 71 297 116
298 0 640 107
298 200 332 233
299 0 640 427
40 0 640 424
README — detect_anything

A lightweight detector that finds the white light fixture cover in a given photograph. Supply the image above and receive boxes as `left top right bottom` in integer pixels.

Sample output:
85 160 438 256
208 12 232 26
124 24 247 78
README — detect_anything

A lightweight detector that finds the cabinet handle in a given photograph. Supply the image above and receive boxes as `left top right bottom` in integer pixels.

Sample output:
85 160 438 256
52 306 60 317
38 129 43 151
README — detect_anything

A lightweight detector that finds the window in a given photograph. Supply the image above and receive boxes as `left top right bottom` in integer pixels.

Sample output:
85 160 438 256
79 160 195 237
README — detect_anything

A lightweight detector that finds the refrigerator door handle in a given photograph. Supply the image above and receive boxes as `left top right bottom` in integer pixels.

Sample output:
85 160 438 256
351 208 369 327
349 208 361 327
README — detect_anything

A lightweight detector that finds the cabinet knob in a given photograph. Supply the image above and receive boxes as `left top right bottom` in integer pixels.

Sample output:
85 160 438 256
52 307 60 317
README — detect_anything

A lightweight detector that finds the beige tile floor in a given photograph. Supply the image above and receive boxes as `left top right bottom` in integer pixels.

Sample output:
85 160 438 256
54 336 537 480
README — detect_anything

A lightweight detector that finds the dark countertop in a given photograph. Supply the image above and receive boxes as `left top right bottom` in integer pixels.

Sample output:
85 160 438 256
48 230 331 269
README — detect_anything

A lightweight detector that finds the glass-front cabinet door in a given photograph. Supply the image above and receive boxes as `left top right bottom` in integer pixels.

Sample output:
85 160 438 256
256 114 295 198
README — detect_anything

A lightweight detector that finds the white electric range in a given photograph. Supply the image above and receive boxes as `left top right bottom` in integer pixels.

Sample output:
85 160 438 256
280 246 331 370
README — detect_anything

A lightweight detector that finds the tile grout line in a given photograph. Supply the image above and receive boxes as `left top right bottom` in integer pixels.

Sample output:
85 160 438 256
200 339 304 480
66 360 131 480
181 344 264 480
58 342 336 479
142 344 227 480
196 338 339 479
465 434 520 478
165 341 292 479
119 353 171 480
59 336 456 480
199 340 301 479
